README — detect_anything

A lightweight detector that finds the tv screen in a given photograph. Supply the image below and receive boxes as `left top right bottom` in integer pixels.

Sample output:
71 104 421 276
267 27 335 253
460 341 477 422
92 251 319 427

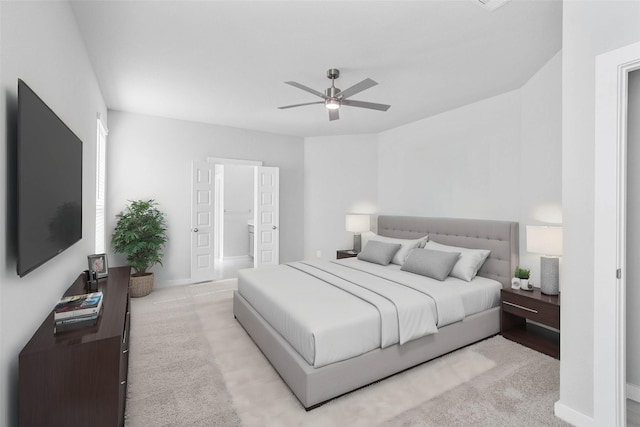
17 79 83 277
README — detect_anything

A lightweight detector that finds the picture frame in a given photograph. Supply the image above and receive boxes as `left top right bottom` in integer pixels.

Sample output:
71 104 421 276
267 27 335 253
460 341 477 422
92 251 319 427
87 253 108 280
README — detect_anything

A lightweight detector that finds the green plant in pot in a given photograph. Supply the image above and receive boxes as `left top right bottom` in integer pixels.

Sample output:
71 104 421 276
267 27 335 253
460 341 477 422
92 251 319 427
514 267 530 280
514 266 531 291
112 199 168 297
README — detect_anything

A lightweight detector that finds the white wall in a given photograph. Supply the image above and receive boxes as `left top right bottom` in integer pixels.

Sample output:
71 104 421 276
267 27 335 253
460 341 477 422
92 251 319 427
519 51 563 285
106 111 304 286
378 91 522 219
304 134 378 260
560 1 640 422
0 2 107 425
304 50 561 274
627 69 640 392
376 51 562 281
223 164 254 258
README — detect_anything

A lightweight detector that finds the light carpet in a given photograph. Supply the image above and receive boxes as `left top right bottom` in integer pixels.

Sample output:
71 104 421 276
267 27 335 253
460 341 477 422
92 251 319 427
125 280 570 426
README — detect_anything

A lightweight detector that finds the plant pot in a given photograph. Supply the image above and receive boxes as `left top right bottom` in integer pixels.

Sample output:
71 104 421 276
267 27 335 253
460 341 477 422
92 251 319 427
511 277 521 289
129 272 153 297
520 278 532 291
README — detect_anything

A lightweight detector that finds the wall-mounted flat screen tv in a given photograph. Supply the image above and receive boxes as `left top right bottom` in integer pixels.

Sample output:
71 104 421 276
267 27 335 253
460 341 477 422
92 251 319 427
17 79 83 277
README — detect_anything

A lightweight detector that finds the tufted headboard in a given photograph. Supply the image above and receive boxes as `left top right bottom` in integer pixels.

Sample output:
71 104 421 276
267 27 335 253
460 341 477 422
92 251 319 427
377 216 519 288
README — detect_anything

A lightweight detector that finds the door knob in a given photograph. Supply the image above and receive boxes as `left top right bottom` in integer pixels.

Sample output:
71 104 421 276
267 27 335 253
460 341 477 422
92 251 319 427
193 228 199 232
272 226 278 230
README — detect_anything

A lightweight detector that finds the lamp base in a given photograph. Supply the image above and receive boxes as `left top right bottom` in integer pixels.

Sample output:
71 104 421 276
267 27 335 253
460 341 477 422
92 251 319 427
540 256 559 295
353 233 362 253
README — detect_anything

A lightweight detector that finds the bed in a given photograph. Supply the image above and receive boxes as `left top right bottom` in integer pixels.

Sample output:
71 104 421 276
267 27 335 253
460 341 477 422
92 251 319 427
233 215 519 409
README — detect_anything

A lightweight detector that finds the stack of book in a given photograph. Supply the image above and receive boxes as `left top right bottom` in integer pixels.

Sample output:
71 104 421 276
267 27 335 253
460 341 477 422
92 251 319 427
53 291 103 333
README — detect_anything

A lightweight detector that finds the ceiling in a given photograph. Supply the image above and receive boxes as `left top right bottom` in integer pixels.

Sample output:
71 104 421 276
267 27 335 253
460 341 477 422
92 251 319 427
70 0 562 138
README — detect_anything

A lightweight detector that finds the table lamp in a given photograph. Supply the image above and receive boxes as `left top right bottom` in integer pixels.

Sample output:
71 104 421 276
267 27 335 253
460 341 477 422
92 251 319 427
526 225 563 295
345 214 370 253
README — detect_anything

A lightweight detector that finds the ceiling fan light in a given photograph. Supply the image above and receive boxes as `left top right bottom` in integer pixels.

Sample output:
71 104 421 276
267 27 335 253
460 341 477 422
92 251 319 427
325 99 340 110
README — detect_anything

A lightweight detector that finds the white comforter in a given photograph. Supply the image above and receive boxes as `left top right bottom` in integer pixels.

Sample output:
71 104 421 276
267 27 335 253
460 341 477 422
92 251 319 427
237 259 500 368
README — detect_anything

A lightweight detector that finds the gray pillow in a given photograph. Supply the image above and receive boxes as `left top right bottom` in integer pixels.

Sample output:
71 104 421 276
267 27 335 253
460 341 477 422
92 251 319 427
357 241 401 266
423 241 490 281
400 248 461 281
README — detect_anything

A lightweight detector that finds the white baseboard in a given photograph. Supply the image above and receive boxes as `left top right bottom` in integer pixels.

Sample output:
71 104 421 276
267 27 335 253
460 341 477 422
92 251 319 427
554 400 595 427
156 278 194 289
628 383 640 403
223 255 252 262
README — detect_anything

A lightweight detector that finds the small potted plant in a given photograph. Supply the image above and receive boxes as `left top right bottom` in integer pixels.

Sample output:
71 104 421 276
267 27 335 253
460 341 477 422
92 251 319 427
112 199 168 297
514 266 531 291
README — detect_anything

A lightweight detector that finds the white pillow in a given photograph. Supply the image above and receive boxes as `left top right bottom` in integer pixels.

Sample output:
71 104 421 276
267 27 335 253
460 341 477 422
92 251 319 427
423 241 490 281
361 232 428 265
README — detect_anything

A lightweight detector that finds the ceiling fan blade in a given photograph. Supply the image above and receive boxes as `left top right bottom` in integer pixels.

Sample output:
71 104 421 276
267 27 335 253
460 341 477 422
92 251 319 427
337 78 377 99
278 101 324 109
328 108 339 121
341 99 391 112
284 81 326 99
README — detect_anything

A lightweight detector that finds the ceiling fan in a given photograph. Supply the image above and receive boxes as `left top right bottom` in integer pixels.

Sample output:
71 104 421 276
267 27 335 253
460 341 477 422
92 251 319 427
278 69 391 121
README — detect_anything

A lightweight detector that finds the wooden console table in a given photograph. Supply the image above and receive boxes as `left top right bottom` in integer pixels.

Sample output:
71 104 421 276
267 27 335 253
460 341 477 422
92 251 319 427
19 266 131 426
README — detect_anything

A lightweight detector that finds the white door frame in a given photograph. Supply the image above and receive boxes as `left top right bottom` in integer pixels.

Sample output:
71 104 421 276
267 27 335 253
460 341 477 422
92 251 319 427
207 157 263 167
594 40 640 427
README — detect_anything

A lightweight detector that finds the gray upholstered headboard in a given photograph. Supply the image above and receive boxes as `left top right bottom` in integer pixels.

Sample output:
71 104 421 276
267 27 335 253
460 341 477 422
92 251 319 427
377 216 519 288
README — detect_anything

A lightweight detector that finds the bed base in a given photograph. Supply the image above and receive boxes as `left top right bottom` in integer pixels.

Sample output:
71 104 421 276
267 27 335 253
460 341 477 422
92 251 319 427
233 291 500 409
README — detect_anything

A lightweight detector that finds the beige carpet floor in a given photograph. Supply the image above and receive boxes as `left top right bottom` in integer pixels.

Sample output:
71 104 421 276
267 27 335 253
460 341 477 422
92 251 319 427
125 280 570 426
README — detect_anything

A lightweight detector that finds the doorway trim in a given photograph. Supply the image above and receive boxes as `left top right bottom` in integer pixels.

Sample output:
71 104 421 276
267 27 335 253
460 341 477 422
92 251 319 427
207 157 263 167
593 40 640 427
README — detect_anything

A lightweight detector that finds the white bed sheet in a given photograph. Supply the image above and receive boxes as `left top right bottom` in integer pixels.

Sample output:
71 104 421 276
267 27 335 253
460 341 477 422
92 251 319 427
237 265 382 368
237 259 501 369
335 258 502 319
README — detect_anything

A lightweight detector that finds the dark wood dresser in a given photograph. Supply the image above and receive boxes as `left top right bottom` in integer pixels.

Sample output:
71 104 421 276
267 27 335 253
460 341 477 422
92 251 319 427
19 266 131 426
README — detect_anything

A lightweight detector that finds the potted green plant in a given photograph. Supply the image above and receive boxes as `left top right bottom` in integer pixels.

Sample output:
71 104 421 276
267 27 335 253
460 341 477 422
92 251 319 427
112 199 168 297
514 266 531 291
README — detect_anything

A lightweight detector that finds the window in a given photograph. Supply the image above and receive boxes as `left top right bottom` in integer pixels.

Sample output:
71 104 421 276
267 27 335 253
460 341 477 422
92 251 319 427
95 115 108 253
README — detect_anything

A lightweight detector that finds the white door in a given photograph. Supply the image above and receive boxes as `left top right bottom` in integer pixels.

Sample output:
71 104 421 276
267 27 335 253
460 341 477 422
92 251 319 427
191 161 216 282
254 166 279 267
214 165 224 260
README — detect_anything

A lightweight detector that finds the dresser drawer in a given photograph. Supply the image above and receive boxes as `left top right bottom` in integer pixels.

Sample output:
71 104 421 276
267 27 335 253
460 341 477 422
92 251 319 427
118 297 131 427
118 346 129 427
121 296 130 352
501 292 560 329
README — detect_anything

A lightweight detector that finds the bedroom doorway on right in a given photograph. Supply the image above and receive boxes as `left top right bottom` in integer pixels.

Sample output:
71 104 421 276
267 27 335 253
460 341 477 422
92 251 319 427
593 40 640 427
626 68 640 425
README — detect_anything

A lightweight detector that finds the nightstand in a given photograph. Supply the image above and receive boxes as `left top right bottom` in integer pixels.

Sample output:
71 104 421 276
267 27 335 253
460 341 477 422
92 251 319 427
500 288 560 359
336 249 357 259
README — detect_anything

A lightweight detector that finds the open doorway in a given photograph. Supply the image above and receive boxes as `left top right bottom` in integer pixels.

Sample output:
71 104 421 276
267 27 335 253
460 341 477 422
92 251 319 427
593 40 640 427
215 163 255 278
190 158 280 283
626 69 640 425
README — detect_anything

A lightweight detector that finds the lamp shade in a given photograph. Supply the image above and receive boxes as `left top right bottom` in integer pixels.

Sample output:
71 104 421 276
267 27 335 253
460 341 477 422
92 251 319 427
526 225 563 256
345 214 370 233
